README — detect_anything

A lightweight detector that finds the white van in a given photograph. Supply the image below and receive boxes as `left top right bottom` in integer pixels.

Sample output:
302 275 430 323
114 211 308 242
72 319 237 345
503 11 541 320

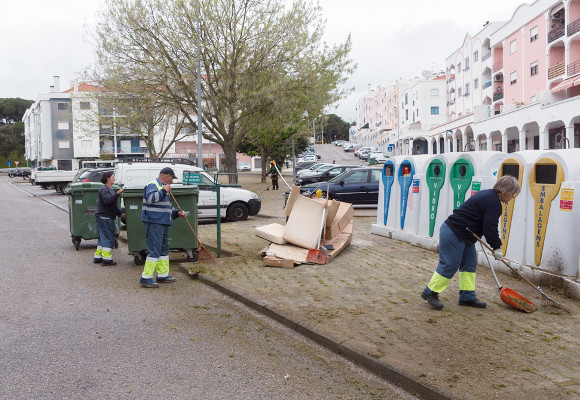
114 161 261 221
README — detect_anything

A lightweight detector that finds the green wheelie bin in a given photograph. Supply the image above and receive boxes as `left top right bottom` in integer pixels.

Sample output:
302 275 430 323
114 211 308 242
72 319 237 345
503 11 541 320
68 182 121 250
121 184 199 265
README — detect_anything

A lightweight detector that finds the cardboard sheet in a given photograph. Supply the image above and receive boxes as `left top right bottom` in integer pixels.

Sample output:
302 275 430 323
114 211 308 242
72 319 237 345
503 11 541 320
266 243 310 264
255 223 287 244
325 202 354 240
285 185 302 216
283 196 325 249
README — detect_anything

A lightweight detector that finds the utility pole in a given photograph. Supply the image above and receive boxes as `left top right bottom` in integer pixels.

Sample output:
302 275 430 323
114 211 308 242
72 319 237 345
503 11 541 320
196 3 203 168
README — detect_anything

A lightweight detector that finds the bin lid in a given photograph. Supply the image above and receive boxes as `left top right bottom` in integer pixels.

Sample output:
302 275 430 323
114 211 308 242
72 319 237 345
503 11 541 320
67 182 104 194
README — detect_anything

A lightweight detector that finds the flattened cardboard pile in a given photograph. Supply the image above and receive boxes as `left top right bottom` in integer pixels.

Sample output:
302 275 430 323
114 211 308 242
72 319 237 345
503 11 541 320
255 185 354 268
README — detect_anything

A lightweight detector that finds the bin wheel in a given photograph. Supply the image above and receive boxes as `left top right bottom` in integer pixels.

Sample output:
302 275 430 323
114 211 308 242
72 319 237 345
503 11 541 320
134 252 146 265
114 237 119 249
72 237 81 251
187 249 198 262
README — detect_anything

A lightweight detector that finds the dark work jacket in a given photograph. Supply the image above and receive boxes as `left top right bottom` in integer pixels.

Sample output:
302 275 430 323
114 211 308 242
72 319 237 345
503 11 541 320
444 189 502 249
96 185 122 219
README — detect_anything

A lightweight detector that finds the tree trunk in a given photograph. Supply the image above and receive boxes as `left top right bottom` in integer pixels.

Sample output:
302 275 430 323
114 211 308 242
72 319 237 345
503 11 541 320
261 153 270 183
223 137 238 184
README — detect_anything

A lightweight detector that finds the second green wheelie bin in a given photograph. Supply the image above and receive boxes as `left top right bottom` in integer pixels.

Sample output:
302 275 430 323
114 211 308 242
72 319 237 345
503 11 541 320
121 184 199 265
68 182 121 250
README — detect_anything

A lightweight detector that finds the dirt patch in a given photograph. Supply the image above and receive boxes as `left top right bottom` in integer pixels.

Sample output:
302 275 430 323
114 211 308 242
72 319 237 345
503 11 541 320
187 172 580 399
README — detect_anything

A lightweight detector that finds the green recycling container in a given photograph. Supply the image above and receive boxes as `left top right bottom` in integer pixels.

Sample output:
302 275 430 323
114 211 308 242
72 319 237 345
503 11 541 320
121 184 199 265
68 182 121 250
449 158 474 210
368 157 377 165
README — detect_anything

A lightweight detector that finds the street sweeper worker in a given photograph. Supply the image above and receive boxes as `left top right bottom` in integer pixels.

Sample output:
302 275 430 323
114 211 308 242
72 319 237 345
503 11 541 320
266 160 279 190
140 167 186 288
93 171 124 266
420 175 521 310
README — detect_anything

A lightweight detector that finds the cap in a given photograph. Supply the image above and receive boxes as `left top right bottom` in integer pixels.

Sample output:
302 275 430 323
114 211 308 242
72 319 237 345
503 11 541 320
160 167 177 178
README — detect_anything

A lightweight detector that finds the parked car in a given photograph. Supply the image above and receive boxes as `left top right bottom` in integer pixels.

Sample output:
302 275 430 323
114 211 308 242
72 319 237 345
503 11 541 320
237 161 251 172
114 161 261 222
8 167 31 178
355 147 374 158
64 168 115 194
285 167 382 205
295 164 361 186
297 154 317 165
296 163 333 179
368 152 389 164
343 143 354 152
359 150 371 161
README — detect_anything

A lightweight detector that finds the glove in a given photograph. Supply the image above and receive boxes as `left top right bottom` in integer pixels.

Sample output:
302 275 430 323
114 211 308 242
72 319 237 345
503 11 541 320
493 248 503 260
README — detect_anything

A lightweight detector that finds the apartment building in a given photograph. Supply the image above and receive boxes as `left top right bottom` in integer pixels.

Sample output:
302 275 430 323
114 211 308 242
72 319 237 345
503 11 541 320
354 84 398 151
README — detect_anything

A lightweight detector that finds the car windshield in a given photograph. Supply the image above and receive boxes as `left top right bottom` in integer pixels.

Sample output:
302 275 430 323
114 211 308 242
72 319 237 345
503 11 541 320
317 164 333 173
78 170 93 180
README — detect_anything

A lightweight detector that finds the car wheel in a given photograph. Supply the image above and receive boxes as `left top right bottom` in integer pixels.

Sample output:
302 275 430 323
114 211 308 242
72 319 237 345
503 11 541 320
226 202 249 222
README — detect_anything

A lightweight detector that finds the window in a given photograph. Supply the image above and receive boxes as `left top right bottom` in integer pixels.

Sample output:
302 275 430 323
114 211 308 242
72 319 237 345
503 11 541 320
57 102 69 111
458 87 462 97
430 89 439 97
465 57 470 70
510 71 517 85
510 40 517 54
405 94 408 105
474 50 479 62
474 78 479 89
530 26 538 42
58 140 70 149
465 83 470 96
431 107 439 115
80 102 90 110
343 170 368 184
57 122 69 130
530 61 538 76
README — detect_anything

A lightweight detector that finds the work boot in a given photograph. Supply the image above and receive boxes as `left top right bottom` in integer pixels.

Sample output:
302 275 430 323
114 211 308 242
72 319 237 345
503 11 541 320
421 290 443 310
140 278 160 288
459 298 487 308
102 260 117 266
157 275 176 283
93 257 102 264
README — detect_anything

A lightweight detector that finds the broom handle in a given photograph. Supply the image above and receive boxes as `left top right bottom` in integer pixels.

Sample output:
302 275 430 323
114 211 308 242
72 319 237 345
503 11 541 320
469 230 539 289
169 191 201 246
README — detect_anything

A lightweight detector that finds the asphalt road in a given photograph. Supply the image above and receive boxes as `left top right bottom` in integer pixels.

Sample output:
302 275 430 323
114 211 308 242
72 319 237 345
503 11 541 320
313 143 369 166
1 177 414 400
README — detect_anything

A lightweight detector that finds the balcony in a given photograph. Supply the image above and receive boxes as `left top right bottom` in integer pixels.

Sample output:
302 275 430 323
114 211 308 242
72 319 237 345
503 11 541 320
493 60 503 72
493 92 504 102
448 77 455 83
482 52 492 62
548 61 566 79
569 18 580 36
100 146 147 155
548 25 565 43
482 80 492 90
568 60 580 76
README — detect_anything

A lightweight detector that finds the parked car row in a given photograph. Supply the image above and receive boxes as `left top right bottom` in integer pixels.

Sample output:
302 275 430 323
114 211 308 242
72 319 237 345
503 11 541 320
7 167 32 178
286 166 382 206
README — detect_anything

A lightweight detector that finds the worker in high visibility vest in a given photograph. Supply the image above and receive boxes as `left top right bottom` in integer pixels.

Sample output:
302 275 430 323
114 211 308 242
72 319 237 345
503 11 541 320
140 167 186 288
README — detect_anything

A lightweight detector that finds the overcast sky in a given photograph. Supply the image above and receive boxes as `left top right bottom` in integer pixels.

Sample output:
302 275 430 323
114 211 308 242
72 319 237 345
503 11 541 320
1 0 526 122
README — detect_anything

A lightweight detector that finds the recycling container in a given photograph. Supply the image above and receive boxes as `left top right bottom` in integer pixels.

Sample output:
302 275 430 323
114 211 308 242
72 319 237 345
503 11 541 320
524 150 579 277
496 154 528 263
459 151 507 199
400 155 431 235
68 182 121 250
397 159 416 230
377 159 396 228
449 157 474 211
122 184 199 265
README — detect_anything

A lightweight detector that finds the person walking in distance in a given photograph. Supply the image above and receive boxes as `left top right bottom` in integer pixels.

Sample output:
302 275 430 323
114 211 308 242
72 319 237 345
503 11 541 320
421 175 521 310
266 160 279 190
140 167 186 288
94 171 124 266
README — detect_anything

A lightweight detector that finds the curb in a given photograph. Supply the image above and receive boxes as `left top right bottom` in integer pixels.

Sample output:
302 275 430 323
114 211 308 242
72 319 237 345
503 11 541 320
186 270 452 400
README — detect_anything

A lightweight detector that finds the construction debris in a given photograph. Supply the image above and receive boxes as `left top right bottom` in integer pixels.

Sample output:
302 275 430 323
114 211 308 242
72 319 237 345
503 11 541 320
256 186 354 267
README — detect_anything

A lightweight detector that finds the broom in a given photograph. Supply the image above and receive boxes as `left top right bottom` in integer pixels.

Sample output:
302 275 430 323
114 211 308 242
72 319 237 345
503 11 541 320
471 230 569 313
169 191 215 263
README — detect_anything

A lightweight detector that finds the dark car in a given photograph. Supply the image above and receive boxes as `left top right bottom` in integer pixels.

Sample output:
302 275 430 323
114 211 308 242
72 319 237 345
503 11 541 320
295 164 361 186
64 168 115 194
8 167 31 178
286 167 382 205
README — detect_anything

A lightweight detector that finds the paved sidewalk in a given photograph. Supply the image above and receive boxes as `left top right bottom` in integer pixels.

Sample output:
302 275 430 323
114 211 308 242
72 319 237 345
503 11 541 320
129 173 580 399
